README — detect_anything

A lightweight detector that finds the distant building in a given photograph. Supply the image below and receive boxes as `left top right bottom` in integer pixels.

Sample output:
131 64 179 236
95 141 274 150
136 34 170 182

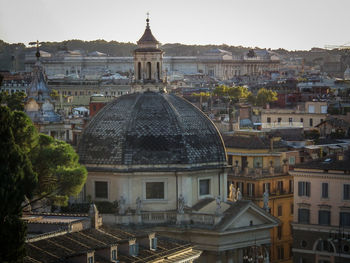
224 133 296 263
261 101 328 131
290 150 350 263
24 48 280 82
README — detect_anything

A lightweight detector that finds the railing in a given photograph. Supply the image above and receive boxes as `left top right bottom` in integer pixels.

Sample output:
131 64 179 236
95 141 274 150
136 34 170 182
262 122 304 129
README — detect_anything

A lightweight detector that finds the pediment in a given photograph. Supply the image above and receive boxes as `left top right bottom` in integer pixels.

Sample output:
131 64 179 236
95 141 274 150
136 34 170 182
216 201 279 232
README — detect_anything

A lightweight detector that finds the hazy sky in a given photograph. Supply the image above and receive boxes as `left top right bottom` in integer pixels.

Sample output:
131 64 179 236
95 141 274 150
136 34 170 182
0 0 349 50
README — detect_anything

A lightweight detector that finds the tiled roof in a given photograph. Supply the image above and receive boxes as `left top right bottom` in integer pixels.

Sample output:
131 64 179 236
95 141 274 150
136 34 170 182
78 92 227 171
137 25 159 46
25 227 198 263
293 150 350 171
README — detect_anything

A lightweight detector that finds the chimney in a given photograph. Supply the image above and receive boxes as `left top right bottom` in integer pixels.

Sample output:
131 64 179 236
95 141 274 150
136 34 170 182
89 203 99 229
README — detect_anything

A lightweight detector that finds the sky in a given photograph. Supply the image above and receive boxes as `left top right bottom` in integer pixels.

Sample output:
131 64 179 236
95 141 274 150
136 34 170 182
0 0 349 51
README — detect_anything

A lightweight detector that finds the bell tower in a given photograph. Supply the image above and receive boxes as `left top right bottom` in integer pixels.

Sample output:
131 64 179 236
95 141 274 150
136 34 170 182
132 14 166 93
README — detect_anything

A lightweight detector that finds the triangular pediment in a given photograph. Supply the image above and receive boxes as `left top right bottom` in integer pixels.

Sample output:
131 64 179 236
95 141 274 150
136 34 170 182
216 201 279 232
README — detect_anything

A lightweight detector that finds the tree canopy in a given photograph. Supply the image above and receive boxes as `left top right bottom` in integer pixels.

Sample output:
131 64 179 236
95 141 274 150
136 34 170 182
31 134 87 206
0 106 38 262
0 91 26 111
248 88 278 107
212 85 251 103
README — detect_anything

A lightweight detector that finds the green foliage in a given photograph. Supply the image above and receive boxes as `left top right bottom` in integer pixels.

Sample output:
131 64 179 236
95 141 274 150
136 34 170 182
0 106 38 262
50 89 59 100
249 88 277 107
0 91 26 111
212 85 251 103
31 134 87 206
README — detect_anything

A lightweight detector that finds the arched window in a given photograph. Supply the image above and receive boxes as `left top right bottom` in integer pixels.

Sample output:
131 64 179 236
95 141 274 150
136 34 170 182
315 239 335 253
138 62 141 80
157 62 160 80
147 62 152 80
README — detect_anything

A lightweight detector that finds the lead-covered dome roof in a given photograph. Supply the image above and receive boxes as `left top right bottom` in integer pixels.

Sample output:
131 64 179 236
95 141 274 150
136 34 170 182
78 92 227 172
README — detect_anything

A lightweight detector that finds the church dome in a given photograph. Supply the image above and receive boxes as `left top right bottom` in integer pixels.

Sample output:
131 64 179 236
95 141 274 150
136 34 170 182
78 92 227 171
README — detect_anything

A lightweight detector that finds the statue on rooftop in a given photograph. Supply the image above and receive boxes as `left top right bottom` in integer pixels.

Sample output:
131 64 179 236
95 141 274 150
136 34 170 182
229 183 236 202
178 194 185 214
236 188 242 201
118 196 126 215
136 197 142 215
215 196 221 215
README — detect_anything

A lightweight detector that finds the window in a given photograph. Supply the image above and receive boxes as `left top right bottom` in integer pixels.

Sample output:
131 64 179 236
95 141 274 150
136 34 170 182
277 246 284 260
340 212 350 227
253 156 262 168
298 208 310 224
247 183 255 197
151 238 157 250
319 210 331 225
277 181 284 194
298 182 310 197
278 205 283 217
95 181 108 199
300 118 303 123
129 243 139 256
289 180 294 193
199 179 210 196
263 183 271 193
111 249 117 260
289 156 295 165
267 117 271 123
322 183 328 198
316 240 334 253
344 184 350 200
276 226 283 240
289 117 293 123
309 118 313 127
146 182 164 199
290 203 294 214
321 105 327 114
278 117 282 123
308 105 315 113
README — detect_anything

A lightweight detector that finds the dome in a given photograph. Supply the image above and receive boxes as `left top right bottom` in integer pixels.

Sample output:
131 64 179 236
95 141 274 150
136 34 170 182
78 92 227 171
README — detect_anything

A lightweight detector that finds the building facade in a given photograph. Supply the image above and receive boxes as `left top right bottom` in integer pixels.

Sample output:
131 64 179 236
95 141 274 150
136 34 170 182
75 17 279 263
224 133 296 263
25 49 280 82
290 150 350 263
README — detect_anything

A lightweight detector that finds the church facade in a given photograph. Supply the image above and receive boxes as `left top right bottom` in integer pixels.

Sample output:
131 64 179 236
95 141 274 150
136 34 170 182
77 17 279 263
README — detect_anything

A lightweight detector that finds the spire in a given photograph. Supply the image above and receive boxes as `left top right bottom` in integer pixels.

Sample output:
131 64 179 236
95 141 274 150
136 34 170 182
137 13 159 48
146 12 150 29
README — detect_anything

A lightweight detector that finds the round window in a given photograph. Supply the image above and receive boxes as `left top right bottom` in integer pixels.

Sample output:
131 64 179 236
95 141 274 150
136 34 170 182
301 240 307 248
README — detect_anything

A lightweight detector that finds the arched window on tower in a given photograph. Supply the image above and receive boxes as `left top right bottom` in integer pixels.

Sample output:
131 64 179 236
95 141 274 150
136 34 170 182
157 62 160 80
147 62 152 80
138 62 141 80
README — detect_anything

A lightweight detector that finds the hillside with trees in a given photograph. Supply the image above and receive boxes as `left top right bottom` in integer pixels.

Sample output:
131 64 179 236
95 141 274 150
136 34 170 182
0 39 348 73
